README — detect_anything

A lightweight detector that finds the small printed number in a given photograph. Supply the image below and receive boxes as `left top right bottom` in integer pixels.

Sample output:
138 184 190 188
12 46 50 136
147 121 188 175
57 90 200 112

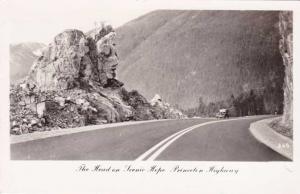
277 143 290 149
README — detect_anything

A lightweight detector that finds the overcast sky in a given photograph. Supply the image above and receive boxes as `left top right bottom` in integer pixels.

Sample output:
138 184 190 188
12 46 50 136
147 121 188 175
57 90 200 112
3 0 157 44
1 0 295 44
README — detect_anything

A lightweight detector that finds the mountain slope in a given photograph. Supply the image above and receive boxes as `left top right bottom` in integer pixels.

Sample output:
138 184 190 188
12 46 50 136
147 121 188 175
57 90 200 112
115 10 284 109
10 42 45 83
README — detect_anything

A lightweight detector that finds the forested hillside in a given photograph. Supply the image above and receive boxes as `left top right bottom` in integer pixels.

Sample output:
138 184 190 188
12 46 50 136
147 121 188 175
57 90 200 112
115 10 284 111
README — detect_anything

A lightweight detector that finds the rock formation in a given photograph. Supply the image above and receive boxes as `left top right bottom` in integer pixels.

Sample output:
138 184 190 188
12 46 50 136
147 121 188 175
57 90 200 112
27 25 119 90
279 11 293 129
150 94 187 119
10 25 186 135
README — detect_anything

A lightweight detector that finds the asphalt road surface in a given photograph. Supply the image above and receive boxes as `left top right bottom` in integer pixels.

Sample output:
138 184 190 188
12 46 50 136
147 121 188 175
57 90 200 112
11 116 289 161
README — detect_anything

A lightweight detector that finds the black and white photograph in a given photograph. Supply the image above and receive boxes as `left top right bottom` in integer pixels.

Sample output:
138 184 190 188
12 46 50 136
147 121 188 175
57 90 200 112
0 0 299 193
8 8 293 161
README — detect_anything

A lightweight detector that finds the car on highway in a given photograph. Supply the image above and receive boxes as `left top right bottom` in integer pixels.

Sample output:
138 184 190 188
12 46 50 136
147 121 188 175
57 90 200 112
216 109 229 119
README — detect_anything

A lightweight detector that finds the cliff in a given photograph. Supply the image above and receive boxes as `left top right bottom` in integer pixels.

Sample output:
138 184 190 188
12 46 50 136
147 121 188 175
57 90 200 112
279 11 293 129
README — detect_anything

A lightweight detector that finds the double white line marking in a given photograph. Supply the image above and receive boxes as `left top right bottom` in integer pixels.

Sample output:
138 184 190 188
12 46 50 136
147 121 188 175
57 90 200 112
135 117 261 161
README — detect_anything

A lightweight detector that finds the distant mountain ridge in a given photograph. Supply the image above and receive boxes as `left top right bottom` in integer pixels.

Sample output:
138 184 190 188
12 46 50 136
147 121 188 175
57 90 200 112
115 10 284 109
10 42 45 83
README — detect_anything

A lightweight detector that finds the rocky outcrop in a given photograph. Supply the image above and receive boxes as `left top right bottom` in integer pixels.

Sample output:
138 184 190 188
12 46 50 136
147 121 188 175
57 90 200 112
279 11 293 129
10 25 187 135
27 25 118 90
10 79 133 134
10 25 128 134
150 94 187 119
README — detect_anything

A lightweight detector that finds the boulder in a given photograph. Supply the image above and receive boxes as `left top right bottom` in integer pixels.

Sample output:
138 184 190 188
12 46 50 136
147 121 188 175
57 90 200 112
11 127 21 135
28 30 88 90
54 96 66 107
150 94 163 106
37 102 46 118
150 94 186 119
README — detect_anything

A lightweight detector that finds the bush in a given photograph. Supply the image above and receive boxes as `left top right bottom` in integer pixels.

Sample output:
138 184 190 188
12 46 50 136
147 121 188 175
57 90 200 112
120 88 155 120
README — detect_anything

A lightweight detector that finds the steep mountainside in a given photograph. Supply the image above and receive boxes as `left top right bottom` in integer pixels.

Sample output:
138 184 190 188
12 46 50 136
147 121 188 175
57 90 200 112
115 10 284 109
10 42 45 83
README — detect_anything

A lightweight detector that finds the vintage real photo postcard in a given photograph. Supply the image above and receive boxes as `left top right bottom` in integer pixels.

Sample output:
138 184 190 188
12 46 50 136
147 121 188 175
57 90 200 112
0 0 299 193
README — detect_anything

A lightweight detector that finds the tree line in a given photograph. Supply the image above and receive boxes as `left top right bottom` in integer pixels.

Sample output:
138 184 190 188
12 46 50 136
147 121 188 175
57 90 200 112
185 87 283 118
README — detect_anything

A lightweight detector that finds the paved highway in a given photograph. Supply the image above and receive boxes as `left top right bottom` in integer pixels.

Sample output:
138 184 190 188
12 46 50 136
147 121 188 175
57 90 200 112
11 116 289 161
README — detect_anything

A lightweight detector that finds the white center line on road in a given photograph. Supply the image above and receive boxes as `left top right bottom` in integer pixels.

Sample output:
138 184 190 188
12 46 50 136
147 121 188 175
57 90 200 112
135 125 196 161
136 116 268 161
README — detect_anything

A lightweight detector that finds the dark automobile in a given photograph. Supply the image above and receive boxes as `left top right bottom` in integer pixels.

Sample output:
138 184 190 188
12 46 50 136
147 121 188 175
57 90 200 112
216 109 229 119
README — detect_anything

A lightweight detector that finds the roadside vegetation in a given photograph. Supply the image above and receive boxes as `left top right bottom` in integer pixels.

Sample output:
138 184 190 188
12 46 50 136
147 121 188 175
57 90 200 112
185 88 283 118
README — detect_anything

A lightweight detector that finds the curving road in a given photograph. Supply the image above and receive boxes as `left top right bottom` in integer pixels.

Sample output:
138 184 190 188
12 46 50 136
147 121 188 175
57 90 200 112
11 116 289 161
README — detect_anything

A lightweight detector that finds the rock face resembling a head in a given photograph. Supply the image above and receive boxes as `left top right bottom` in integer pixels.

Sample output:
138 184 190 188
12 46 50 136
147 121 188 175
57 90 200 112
96 28 118 81
28 25 119 91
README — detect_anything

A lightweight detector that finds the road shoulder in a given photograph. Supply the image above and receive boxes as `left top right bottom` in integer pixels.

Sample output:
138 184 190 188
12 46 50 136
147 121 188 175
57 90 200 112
10 119 175 144
249 117 293 160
